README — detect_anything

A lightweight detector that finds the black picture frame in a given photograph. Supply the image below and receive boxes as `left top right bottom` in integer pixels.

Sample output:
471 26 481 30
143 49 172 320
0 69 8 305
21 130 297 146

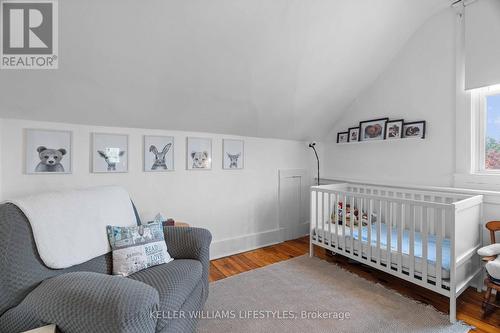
402 121 426 139
359 117 389 141
348 127 360 142
337 131 349 143
384 119 404 140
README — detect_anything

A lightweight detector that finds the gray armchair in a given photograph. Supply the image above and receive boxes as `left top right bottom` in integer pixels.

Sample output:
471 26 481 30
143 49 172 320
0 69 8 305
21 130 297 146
0 203 212 333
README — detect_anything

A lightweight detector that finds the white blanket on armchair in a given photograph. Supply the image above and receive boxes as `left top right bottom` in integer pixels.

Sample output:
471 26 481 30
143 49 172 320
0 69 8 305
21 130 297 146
5 186 138 269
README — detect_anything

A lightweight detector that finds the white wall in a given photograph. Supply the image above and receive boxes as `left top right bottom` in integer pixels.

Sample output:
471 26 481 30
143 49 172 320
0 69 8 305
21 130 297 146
464 0 500 90
0 0 448 141
322 7 500 251
0 119 314 258
323 8 457 187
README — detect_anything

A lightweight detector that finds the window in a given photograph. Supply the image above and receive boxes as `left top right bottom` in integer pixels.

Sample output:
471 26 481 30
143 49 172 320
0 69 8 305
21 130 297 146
485 94 500 170
475 85 500 172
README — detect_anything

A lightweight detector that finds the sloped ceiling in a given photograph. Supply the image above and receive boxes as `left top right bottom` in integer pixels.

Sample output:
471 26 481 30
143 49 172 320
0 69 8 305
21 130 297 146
0 0 450 140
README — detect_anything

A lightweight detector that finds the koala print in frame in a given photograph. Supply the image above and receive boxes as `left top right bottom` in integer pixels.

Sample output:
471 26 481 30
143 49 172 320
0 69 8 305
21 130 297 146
223 139 244 169
25 129 72 174
187 137 212 170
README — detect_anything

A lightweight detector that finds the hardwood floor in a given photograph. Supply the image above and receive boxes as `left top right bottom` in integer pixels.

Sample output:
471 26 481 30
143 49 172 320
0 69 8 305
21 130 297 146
209 236 500 333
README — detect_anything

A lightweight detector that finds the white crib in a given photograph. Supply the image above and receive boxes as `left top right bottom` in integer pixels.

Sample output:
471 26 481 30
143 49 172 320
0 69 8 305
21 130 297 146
310 182 483 323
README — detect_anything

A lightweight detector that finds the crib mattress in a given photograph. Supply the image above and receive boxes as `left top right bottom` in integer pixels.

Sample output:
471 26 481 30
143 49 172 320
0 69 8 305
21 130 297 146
312 222 451 280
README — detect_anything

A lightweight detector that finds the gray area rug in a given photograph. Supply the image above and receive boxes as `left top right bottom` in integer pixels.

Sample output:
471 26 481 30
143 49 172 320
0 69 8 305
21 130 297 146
197 255 472 333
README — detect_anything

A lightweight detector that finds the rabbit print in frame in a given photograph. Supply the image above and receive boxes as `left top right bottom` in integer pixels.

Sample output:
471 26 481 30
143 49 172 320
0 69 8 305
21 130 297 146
144 135 174 172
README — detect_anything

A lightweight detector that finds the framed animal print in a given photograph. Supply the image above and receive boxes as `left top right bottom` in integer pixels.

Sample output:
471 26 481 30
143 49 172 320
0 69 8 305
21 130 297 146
144 136 174 172
403 121 426 139
92 133 128 173
385 119 404 140
359 118 389 141
348 127 360 142
223 139 244 169
186 137 212 170
337 132 348 143
25 129 72 174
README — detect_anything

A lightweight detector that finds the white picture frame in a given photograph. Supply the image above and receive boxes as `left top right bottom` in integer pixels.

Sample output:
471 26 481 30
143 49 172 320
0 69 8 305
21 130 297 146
144 135 174 172
25 129 72 174
223 139 244 169
186 137 212 170
92 133 129 173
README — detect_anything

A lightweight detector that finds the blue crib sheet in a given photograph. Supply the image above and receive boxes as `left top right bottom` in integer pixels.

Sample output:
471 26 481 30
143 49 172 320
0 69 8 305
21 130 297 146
340 223 451 271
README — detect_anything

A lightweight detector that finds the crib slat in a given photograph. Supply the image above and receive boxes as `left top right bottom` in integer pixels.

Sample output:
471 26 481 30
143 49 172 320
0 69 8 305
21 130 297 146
358 197 363 258
409 205 415 278
350 196 355 255
377 200 382 265
321 192 325 245
335 194 339 250
397 203 403 273
422 206 429 283
430 196 435 236
387 201 392 271
328 193 332 248
315 191 319 243
368 199 373 262
342 194 347 255
435 207 443 288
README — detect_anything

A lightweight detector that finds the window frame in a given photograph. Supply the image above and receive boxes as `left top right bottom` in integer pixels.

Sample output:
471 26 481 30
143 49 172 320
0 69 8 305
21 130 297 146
473 84 500 174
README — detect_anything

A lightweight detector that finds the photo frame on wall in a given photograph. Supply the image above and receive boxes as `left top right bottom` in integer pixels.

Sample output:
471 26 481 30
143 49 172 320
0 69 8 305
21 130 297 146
348 127 360 142
337 132 349 143
144 135 174 172
403 121 426 139
92 133 129 173
223 139 244 169
25 129 72 174
384 119 404 140
359 118 389 141
186 137 212 170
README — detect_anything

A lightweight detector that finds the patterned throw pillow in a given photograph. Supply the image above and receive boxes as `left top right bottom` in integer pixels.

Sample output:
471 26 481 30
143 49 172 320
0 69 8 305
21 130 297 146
107 222 173 276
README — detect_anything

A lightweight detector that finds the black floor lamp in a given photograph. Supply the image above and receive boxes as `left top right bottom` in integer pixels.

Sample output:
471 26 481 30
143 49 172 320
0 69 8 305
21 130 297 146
308 142 320 186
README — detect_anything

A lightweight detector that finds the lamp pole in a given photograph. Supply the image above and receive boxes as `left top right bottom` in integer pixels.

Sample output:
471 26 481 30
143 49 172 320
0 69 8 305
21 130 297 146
308 142 320 186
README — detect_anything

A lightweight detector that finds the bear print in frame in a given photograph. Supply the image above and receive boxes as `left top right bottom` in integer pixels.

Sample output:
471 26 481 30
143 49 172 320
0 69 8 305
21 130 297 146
223 139 244 169
25 129 72 174
92 133 129 173
186 137 212 170
144 135 174 172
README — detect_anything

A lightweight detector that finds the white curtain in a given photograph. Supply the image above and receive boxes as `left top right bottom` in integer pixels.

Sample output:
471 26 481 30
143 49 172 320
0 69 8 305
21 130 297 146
465 0 500 90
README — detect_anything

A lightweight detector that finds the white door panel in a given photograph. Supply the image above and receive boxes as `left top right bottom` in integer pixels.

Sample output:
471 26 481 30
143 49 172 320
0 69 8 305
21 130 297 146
278 169 310 241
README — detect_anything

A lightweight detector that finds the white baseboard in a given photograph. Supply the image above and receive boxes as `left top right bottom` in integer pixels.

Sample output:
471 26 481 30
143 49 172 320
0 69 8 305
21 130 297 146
210 222 309 260
282 221 310 241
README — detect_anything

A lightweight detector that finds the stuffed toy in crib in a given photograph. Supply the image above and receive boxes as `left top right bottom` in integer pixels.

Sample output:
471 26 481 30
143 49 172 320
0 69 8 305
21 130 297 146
330 202 376 227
